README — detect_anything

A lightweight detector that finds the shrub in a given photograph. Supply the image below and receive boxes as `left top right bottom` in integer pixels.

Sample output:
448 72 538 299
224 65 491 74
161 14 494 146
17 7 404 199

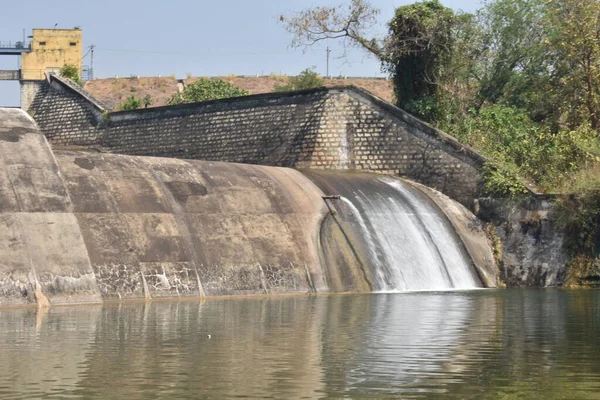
274 68 324 92
439 105 600 195
167 79 249 105
118 94 153 111
59 64 81 85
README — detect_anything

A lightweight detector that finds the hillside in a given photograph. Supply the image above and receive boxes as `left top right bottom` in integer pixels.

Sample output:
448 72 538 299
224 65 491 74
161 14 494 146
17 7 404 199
84 76 393 109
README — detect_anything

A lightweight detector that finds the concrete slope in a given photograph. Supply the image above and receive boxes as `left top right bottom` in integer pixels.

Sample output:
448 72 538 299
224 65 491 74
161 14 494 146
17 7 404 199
0 108 99 306
0 108 330 305
54 151 329 299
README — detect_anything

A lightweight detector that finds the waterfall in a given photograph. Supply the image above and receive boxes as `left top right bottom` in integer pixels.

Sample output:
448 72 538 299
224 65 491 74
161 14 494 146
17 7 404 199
304 171 481 292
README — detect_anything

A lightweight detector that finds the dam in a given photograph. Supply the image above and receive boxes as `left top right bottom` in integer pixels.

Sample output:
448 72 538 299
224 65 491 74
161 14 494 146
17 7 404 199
2 26 597 400
0 107 496 307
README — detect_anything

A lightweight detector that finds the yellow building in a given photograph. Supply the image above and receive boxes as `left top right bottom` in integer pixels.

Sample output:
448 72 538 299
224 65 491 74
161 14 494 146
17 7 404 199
21 28 82 80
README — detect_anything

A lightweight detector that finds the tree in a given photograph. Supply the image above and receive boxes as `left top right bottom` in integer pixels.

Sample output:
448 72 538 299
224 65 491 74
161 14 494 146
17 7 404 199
280 0 385 58
274 68 324 91
546 0 600 131
167 79 249 105
119 94 153 111
280 0 463 118
59 64 82 85
385 0 459 113
474 0 554 115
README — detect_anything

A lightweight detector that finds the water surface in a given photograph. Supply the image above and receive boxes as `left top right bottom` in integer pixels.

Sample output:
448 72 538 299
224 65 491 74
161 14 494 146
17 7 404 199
0 290 599 399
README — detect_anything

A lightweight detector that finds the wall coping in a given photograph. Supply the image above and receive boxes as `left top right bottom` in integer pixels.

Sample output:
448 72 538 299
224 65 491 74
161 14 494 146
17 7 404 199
47 73 110 113
343 86 487 166
45 74 489 168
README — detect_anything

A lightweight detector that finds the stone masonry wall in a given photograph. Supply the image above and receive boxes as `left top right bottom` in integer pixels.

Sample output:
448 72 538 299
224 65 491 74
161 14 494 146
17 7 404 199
28 74 486 206
20 81 45 111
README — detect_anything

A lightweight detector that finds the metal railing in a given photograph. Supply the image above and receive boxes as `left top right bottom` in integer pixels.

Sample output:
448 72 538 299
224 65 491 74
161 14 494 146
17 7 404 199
0 70 20 80
0 41 31 49
81 66 93 81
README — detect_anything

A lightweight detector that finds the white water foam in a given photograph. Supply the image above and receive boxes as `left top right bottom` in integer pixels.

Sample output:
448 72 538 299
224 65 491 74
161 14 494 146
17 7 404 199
337 178 479 291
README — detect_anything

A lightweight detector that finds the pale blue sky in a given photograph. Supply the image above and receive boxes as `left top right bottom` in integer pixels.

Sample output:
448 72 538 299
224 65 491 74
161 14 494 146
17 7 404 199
0 0 482 106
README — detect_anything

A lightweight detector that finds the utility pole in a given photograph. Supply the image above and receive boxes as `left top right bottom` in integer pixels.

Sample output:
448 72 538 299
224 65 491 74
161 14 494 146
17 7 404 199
90 44 95 79
326 47 331 78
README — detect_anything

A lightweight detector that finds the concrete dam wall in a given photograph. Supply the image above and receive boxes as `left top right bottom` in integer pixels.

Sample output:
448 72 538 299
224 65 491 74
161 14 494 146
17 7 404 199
27 74 485 207
0 108 497 307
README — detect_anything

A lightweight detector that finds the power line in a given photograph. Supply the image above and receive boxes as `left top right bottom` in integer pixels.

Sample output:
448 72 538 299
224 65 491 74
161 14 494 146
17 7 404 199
95 47 180 55
81 46 92 61
93 46 352 56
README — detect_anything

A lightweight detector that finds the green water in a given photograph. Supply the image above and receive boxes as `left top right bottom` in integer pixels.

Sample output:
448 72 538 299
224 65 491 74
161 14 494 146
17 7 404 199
0 290 599 399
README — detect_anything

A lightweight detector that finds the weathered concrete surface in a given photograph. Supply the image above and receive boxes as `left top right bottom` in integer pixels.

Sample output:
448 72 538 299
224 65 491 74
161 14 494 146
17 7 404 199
54 151 329 299
0 108 100 306
476 198 568 287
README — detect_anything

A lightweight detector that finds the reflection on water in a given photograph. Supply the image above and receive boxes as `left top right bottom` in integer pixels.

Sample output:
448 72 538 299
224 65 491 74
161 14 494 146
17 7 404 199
0 290 599 399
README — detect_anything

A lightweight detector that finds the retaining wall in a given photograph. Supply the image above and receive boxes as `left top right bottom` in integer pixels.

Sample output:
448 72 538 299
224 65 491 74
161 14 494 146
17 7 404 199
28 74 486 206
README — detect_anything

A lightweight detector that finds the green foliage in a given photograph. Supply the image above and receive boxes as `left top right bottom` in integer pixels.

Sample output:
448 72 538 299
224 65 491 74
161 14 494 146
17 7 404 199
475 0 549 107
59 64 81 85
440 105 600 195
119 94 153 111
404 96 442 122
167 79 249 105
385 0 458 115
482 160 529 198
545 0 600 130
274 68 324 92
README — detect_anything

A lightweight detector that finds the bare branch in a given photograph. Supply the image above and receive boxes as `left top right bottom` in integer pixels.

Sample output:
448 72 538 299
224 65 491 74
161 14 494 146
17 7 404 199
279 0 386 60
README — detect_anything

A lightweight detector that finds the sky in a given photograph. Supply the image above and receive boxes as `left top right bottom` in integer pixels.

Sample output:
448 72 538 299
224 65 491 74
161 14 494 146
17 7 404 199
0 0 483 106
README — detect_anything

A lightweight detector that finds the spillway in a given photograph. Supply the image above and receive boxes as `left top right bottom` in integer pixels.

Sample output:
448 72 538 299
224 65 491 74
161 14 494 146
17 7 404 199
304 170 482 292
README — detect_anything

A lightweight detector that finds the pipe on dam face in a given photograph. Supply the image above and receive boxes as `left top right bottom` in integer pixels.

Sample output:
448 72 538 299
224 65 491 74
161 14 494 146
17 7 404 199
0 108 497 306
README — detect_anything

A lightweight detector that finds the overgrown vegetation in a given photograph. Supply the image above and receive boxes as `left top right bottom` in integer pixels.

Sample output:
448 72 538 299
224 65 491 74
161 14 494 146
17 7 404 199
386 1 457 111
281 0 600 191
118 94 153 111
59 64 81 85
282 0 600 257
167 78 249 105
274 68 324 91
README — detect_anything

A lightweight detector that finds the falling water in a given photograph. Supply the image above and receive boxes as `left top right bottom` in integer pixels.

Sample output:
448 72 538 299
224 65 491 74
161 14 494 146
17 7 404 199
304 171 481 292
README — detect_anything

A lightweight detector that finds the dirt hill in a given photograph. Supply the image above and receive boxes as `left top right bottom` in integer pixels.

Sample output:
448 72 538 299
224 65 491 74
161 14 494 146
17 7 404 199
84 76 394 110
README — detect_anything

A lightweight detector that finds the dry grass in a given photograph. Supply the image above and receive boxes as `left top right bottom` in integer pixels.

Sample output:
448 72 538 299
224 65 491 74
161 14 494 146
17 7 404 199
85 77 180 109
85 76 393 109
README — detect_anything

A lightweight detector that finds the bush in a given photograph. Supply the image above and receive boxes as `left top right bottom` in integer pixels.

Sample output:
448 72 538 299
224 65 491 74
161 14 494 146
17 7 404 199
167 79 249 105
481 160 529 198
404 96 442 122
439 105 600 195
274 68 324 92
118 94 153 111
59 64 81 85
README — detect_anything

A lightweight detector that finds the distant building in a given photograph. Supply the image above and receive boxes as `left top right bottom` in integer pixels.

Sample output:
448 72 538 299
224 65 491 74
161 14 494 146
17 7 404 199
0 27 83 108
21 28 83 80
